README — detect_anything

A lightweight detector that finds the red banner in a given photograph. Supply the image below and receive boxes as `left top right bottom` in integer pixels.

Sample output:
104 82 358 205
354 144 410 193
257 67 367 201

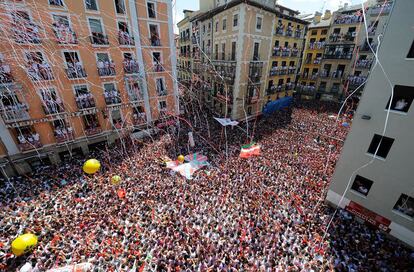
345 201 391 232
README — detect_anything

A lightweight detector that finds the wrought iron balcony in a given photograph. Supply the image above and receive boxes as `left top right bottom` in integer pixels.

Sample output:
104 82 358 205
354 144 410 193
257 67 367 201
85 127 102 136
1 104 30 122
42 102 65 115
153 63 165 72
124 61 139 74
149 37 161 46
104 94 122 105
18 140 42 152
76 96 96 110
119 34 135 46
98 66 116 77
55 130 74 143
355 59 373 69
90 33 109 45
66 67 87 79
53 27 78 44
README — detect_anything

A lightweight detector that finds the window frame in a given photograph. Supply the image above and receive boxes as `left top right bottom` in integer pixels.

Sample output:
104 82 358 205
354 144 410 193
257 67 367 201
366 134 394 159
255 15 263 32
350 175 374 197
84 0 100 13
146 1 157 19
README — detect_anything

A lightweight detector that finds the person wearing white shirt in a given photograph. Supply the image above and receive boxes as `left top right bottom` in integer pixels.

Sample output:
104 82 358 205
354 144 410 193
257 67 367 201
394 99 408 111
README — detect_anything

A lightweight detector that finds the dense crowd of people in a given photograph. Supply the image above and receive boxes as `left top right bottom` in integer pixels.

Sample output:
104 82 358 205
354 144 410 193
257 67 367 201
0 101 413 271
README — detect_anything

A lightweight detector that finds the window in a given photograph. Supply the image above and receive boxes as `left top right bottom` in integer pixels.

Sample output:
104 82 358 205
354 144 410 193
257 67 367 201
231 41 236 60
407 40 414 58
147 2 156 18
351 175 373 196
215 21 219 32
233 14 238 27
247 107 252 115
222 18 227 31
114 0 125 14
256 16 262 31
49 0 64 7
253 42 259 61
159 100 167 110
39 87 64 114
149 24 160 46
221 43 225 60
311 30 317 35
103 83 121 105
321 29 328 35
111 109 123 129
156 78 166 96
74 85 95 109
367 134 394 159
393 194 414 218
386 85 414 113
85 0 98 11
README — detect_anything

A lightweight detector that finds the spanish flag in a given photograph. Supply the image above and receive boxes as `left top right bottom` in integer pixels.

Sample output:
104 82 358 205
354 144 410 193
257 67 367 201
240 143 261 158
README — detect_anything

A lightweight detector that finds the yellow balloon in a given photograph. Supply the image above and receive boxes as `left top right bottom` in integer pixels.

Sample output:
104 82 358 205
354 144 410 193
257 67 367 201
177 155 185 163
83 159 101 174
11 233 38 257
111 175 122 185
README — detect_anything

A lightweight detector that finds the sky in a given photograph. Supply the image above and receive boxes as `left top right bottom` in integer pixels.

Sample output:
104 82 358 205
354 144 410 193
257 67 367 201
173 0 365 33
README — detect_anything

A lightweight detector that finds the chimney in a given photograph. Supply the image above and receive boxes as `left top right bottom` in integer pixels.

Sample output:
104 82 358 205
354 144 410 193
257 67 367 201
323 10 332 20
313 11 322 23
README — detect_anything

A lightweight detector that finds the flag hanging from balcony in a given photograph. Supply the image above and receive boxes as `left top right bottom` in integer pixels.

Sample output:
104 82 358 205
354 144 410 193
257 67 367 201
240 143 261 159
213 117 239 127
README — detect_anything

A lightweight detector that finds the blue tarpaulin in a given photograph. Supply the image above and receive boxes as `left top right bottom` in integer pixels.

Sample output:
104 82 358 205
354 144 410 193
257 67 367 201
262 96 293 115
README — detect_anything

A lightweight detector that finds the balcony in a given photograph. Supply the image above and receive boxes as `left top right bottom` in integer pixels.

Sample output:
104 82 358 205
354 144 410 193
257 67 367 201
124 61 139 74
355 59 373 69
343 32 355 42
1 104 30 122
309 42 326 50
191 36 199 45
285 28 293 37
90 33 109 45
55 130 74 143
295 30 303 39
149 37 161 46
12 24 41 44
53 26 78 44
0 66 13 84
274 25 285 36
330 86 340 93
133 112 146 126
360 42 377 52
76 95 96 110
65 67 87 79
18 140 42 152
272 48 281 57
249 62 263 82
213 53 236 62
288 67 296 74
301 73 308 79
27 67 54 81
85 127 102 136
313 58 322 64
370 3 393 15
347 75 367 87
119 33 135 46
267 85 284 95
296 84 316 94
320 71 330 78
98 66 116 77
310 73 319 80
42 102 65 115
153 63 165 72
281 49 291 58
329 34 343 43
331 71 344 79
104 92 122 106
291 48 299 57
333 14 363 25
323 52 353 60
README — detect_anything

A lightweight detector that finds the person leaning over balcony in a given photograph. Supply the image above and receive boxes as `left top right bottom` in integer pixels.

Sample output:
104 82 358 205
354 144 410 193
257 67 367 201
97 59 104 75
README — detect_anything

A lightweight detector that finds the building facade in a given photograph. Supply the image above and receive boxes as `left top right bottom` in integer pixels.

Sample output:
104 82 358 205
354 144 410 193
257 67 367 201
326 0 414 247
178 0 308 121
297 1 392 101
0 0 178 176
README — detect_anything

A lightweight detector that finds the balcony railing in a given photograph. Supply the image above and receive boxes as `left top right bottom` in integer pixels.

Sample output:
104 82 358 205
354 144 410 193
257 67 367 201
133 113 146 126
90 33 109 45
310 73 318 80
309 42 326 50
150 37 161 46
0 66 13 84
320 71 329 78
12 22 41 44
55 130 74 143
313 58 322 64
119 33 135 46
329 34 343 43
331 71 344 79
124 61 139 74
333 15 363 25
347 75 367 86
128 90 144 102
104 93 122 105
274 25 285 36
98 66 116 77
85 127 102 136
53 27 78 44
192 36 200 45
370 3 393 15
360 42 377 52
18 140 42 152
76 96 96 110
285 28 293 37
355 59 373 69
295 30 303 39
323 52 353 60
212 53 236 62
1 104 30 122
65 67 87 79
42 102 65 115
291 48 299 57
215 93 233 103
296 85 316 93
153 63 165 72
27 67 54 81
